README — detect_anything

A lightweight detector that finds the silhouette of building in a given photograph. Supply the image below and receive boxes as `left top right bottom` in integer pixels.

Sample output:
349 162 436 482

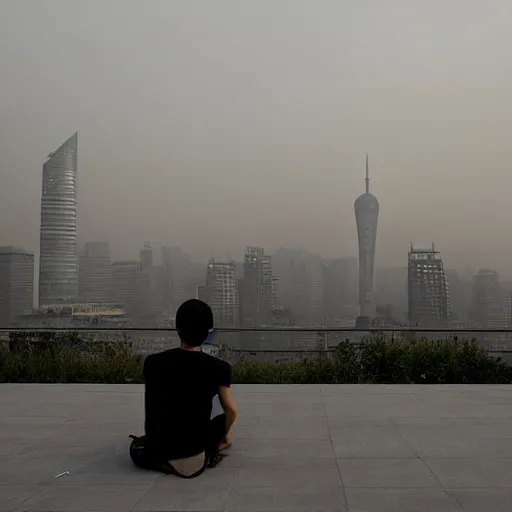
239 247 273 349
0 247 34 326
78 242 112 303
354 155 379 322
472 269 511 329
39 133 78 305
444 268 471 321
205 259 238 327
272 248 325 327
324 257 358 322
375 266 408 322
241 247 273 327
112 260 142 318
139 243 167 318
161 246 197 313
408 245 451 327
271 276 280 312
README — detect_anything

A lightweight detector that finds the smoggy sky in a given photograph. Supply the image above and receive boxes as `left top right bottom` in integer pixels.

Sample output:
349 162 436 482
1 0 511 274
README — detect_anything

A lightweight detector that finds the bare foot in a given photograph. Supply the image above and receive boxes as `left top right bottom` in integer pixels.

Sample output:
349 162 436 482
219 440 232 451
219 433 233 451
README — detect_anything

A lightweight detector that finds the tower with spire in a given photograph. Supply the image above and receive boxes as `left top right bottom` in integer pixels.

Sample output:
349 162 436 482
354 154 380 321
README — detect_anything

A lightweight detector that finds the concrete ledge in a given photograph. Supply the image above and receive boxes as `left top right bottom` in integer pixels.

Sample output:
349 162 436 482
1 384 512 511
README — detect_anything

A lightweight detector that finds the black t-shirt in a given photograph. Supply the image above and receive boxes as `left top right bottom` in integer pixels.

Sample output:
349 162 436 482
143 348 232 460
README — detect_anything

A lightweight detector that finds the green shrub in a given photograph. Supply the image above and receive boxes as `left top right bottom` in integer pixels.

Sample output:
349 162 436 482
1 333 511 384
0 334 144 384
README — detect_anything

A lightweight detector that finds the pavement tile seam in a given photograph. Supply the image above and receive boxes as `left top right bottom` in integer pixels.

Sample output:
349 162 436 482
0 485 45 512
388 417 427 460
323 395 349 508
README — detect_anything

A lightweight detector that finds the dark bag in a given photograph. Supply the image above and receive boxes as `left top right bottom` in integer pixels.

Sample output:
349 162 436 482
129 435 155 470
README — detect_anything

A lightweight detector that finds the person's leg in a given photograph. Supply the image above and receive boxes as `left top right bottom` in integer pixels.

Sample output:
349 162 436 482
129 435 178 475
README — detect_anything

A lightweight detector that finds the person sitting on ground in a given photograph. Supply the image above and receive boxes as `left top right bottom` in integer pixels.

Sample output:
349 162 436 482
129 299 237 478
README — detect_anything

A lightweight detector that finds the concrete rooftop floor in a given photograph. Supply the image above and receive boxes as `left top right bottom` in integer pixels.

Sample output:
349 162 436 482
1 384 512 512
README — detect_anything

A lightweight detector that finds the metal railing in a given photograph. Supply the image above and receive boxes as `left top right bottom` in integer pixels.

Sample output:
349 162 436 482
3 327 512 360
3 326 512 333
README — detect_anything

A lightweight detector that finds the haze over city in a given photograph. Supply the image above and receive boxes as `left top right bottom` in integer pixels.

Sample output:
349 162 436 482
1 1 512 273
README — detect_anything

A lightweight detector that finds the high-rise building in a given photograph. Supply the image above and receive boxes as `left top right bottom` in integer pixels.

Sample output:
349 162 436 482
271 276 280 312
272 248 325 326
39 132 78 305
354 155 379 321
445 268 471 321
161 246 197 313
408 245 451 327
140 243 167 317
205 259 237 327
375 266 408 321
324 257 359 321
242 247 273 327
112 260 142 317
470 269 512 350
472 269 511 329
0 247 34 326
78 242 112 303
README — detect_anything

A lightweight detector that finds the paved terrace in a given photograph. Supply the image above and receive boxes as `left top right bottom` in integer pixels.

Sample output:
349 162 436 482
2 385 512 512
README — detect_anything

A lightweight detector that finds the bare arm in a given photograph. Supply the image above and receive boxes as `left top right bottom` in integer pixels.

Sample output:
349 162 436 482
218 385 237 434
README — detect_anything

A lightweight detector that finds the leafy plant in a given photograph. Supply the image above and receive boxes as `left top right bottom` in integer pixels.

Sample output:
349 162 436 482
1 332 511 384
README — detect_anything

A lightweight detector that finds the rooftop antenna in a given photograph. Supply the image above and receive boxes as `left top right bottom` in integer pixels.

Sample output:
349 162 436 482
365 153 370 193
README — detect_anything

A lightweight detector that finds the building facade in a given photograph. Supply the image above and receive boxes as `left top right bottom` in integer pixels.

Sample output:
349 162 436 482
161 246 197 314
0 247 34 326
354 155 379 320
205 259 238 327
375 266 408 322
241 247 273 327
139 244 167 317
408 245 451 327
324 257 359 322
472 269 511 329
39 133 78 305
112 260 143 318
78 242 112 303
272 248 325 327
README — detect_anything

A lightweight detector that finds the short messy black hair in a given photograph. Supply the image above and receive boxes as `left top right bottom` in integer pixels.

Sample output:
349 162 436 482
175 299 214 347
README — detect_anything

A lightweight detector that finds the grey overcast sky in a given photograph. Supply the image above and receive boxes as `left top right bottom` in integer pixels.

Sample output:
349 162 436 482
1 0 511 272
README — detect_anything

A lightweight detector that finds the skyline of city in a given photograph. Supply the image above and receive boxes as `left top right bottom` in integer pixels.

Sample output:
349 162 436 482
0 126 505 280
0 131 508 341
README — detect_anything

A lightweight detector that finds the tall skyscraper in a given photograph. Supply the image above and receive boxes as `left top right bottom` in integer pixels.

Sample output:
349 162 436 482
444 268 471 321
324 257 359 321
242 247 273 327
112 260 142 317
408 245 451 327
354 155 379 321
472 269 511 329
140 243 167 317
78 242 112 303
161 246 196 313
39 132 78 305
205 259 237 327
375 266 408 321
272 248 325 326
0 247 34 326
